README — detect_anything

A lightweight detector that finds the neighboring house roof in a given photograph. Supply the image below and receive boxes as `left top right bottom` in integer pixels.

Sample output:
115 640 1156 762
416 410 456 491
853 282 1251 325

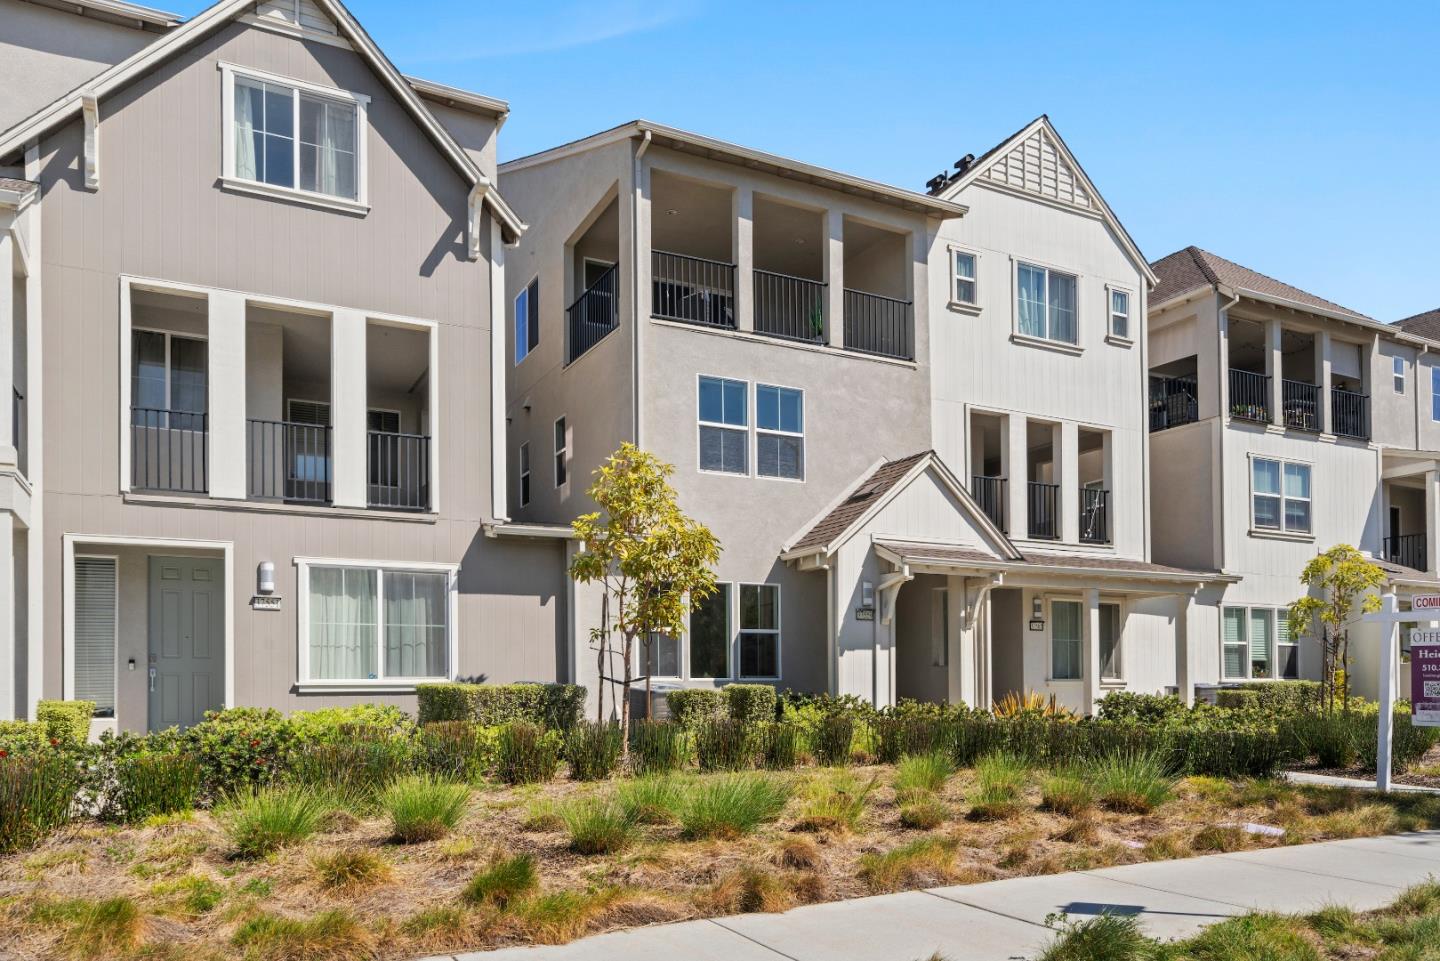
1151 246 1371 320
928 115 1157 287
1395 308 1440 341
500 120 969 219
0 0 525 242
20 0 180 30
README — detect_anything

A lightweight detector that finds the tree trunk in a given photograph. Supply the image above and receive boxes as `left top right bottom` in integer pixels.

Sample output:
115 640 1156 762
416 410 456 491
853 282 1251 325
619 630 633 761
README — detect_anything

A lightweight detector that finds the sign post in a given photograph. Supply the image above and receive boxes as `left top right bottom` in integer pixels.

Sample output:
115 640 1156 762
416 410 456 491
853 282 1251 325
1376 594 1397 792
1359 590 1440 792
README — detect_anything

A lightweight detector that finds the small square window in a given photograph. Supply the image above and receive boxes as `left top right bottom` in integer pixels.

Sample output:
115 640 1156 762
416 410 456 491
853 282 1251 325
1110 289 1130 340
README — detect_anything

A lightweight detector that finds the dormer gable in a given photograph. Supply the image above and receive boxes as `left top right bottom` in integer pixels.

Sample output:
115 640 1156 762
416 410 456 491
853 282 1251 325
982 125 1092 211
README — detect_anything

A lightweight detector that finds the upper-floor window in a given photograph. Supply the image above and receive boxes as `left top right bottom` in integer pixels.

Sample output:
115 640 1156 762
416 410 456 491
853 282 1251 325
1431 367 1440 421
756 385 804 481
1394 355 1405 394
952 249 978 307
132 329 207 429
698 376 748 475
1016 262 1077 345
1109 289 1130 340
553 416 568 487
1251 456 1311 534
223 65 368 207
518 442 530 507
515 278 539 365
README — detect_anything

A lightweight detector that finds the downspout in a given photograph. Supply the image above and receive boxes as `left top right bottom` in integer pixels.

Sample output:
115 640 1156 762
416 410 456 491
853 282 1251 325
631 131 652 447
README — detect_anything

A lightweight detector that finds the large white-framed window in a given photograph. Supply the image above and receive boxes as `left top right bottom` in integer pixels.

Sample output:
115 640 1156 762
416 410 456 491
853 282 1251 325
756 384 804 481
553 416 568 488
1107 287 1131 341
698 375 748 475
1050 598 1083 680
1394 355 1406 394
517 442 530 507
1099 601 1122 681
1431 367 1440 421
131 328 208 429
646 582 732 681
220 62 369 211
73 555 119 719
1251 456 1311 534
1016 261 1078 345
514 277 538 365
738 583 780 679
1223 606 1297 681
297 558 458 688
950 247 978 309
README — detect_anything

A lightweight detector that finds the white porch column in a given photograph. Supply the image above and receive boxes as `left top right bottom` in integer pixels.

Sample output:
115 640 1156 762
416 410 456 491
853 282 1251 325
1265 318 1284 426
1004 414 1027 539
207 291 246 500
1426 470 1440 575
947 575 969 705
332 309 368 509
824 208 844 348
1175 591 1195 706
0 513 11 719
1316 330 1333 435
1059 421 1079 543
733 187 754 333
1082 587 1101 716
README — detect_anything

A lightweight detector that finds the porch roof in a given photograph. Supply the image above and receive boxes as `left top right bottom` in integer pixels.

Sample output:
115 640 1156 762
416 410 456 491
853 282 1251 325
872 539 1228 587
1372 556 1440 590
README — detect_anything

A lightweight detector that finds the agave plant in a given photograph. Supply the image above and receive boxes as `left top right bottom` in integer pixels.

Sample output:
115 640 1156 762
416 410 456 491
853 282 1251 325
992 691 1077 720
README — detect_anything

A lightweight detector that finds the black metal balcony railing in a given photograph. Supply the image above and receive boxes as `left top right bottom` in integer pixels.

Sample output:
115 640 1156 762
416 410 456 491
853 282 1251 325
843 288 913 360
1331 388 1370 440
368 431 430 511
1081 488 1110 544
131 407 207 494
247 419 332 504
652 250 736 329
1148 375 1198 432
1385 533 1427 572
566 263 619 364
753 269 826 343
1028 482 1060 540
1282 379 1321 432
971 475 1008 533
1229 369 1271 424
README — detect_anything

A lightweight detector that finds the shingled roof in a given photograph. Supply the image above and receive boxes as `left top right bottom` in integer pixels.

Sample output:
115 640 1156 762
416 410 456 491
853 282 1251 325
1396 308 1440 342
1151 247 1370 320
787 452 931 553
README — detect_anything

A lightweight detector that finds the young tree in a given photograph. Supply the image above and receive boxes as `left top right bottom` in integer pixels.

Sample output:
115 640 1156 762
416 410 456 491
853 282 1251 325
1287 544 1386 714
570 444 721 750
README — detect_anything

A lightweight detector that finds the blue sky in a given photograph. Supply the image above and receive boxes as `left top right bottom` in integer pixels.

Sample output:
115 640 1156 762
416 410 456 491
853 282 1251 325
183 0 1438 320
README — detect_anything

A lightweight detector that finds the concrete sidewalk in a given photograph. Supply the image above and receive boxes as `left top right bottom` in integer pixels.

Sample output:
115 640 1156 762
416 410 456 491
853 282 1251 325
422 832 1440 961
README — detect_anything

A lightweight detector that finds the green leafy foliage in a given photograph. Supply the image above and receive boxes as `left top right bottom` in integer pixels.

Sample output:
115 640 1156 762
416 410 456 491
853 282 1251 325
35 701 94 745
415 682 586 730
724 684 778 726
665 689 726 731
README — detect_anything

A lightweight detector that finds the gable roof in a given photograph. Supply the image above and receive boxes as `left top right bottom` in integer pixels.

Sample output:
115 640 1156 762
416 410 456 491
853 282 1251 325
784 450 1018 560
1151 246 1370 320
0 0 524 242
929 116 1156 287
1396 308 1440 341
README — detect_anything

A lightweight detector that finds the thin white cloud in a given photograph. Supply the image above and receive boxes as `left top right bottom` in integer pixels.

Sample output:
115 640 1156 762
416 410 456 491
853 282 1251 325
402 0 702 63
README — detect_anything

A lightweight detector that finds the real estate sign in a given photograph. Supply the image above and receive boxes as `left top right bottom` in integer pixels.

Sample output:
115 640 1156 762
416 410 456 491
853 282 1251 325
1411 629 1440 727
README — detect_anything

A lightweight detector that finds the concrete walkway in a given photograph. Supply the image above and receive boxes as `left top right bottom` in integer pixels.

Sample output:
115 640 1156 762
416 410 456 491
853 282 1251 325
1283 770 1440 793
421 832 1440 961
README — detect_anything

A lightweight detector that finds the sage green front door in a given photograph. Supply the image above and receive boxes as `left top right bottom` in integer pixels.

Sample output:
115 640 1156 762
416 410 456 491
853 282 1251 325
148 556 225 730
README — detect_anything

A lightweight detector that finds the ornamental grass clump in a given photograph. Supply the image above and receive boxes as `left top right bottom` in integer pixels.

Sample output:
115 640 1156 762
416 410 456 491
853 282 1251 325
695 718 753 772
497 721 562 785
311 848 394 892
857 836 959 892
226 785 332 858
894 752 954 802
288 739 412 810
617 775 686 825
112 753 201 823
30 896 146 959
0 754 79 854
679 773 791 840
379 774 470 843
231 908 375 961
967 752 1029 821
1036 912 1158 961
462 852 539 908
629 720 689 775
898 795 949 830
564 722 624 781
793 771 875 834
560 796 637 854
1088 751 1175 814
1040 770 1095 817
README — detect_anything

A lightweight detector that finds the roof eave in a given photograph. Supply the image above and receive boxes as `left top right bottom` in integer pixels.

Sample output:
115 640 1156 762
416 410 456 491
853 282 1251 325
0 182 39 211
405 75 510 120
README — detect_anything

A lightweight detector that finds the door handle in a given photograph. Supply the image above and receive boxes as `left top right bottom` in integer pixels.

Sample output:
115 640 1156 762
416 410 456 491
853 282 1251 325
148 667 157 693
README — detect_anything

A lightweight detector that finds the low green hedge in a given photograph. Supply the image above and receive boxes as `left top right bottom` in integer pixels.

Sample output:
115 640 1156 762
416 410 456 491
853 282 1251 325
1214 680 1322 715
415 682 585 731
35 700 94 744
723 684 777 726
666 689 726 730
0 719 48 756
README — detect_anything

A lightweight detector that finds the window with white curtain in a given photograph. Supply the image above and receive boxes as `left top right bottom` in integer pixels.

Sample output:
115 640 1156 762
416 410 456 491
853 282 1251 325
1222 606 1295 680
952 249 978 306
1016 262 1078 344
74 556 117 718
303 563 453 684
1050 599 1082 680
1251 457 1311 533
1109 289 1130 340
225 65 366 205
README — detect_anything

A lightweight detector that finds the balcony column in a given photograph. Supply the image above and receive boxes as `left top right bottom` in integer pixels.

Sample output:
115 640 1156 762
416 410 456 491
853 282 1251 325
824 208 844 348
1265 318 1283 426
947 574 968 706
1081 587 1101 716
207 290 246 500
733 187 754 333
1316 329 1333 435
1003 414 1026 540
1426 470 1439 575
1059 421 1080 543
332 309 368 509
1174 591 1196 706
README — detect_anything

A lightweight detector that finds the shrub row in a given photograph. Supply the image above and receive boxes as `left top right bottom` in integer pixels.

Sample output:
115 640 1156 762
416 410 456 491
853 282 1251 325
666 684 778 730
416 683 586 730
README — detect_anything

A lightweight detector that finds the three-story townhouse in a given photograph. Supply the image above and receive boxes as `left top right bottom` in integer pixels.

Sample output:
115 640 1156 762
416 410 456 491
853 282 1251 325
0 0 571 733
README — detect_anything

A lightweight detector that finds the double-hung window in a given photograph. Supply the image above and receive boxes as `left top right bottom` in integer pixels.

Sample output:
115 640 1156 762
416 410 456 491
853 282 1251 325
1431 367 1440 421
132 329 207 430
303 562 454 684
1016 262 1078 344
1050 599 1082 680
952 249 978 307
739 584 780 678
1394 356 1406 394
553 417 568 487
1251 457 1311 534
225 66 366 205
1223 606 1297 681
1109 289 1130 340
515 278 539 365
756 385 804 480
698 376 748 474
517 442 530 507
